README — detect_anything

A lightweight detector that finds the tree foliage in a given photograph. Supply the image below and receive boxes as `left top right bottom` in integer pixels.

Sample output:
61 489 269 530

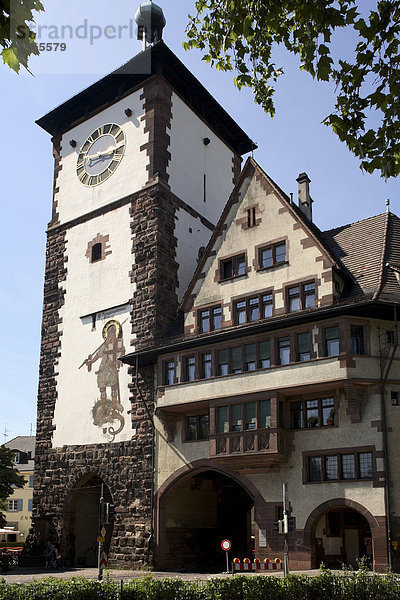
0 0 44 73
185 1 400 179
0 446 25 527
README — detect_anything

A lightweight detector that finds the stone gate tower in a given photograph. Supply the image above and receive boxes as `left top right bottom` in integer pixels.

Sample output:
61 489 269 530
34 2 253 567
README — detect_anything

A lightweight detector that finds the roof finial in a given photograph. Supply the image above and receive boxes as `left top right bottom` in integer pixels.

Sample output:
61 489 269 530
135 1 166 51
386 198 390 213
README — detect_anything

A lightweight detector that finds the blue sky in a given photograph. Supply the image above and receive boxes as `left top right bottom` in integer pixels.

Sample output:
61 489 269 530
1 0 399 441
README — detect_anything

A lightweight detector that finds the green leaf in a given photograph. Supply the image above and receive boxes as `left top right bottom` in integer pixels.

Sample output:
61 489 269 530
1 47 20 72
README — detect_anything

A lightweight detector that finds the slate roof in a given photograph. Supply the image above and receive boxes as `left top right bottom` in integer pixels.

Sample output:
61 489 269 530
4 436 36 472
322 212 400 303
36 41 254 156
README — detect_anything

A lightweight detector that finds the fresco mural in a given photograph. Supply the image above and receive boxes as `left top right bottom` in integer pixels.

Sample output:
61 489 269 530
80 319 126 441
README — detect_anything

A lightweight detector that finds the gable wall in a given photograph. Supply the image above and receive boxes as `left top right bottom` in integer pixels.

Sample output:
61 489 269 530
185 172 335 332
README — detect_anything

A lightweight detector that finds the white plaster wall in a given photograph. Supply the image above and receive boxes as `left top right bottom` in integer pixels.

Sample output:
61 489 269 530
52 205 135 447
168 92 236 226
155 387 385 527
56 89 148 224
174 208 213 303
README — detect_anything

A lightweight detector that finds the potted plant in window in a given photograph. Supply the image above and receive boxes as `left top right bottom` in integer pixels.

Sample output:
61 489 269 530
326 408 335 426
307 415 318 428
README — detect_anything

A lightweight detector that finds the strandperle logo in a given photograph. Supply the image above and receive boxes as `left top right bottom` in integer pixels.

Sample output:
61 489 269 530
16 19 137 46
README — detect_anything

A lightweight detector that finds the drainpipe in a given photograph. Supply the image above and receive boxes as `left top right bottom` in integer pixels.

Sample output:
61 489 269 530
379 304 398 570
135 356 155 564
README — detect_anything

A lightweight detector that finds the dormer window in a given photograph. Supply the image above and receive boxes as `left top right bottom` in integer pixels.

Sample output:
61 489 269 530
13 451 20 464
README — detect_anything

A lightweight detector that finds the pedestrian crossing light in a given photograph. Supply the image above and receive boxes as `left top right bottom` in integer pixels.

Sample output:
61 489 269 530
273 519 284 534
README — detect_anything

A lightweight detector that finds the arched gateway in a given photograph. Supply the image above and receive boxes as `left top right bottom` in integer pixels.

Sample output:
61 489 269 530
63 473 113 567
304 499 386 571
155 464 261 572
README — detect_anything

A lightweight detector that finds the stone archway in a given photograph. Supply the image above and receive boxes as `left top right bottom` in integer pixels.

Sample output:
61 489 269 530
155 461 265 572
63 473 113 567
304 499 387 572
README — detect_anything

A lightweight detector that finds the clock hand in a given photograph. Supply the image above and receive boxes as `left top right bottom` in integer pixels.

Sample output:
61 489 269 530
85 142 124 164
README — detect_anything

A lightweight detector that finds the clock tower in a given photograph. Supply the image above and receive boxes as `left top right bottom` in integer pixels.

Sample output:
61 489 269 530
34 2 254 568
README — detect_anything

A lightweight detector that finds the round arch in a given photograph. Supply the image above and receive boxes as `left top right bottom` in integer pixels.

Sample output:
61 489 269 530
156 458 266 509
304 498 386 571
154 459 267 572
62 472 113 568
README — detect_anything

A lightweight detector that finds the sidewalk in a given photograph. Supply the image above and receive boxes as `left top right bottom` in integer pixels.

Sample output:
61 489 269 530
0 566 325 584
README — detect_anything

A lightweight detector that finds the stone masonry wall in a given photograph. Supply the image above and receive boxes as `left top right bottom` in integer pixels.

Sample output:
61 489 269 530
33 180 180 568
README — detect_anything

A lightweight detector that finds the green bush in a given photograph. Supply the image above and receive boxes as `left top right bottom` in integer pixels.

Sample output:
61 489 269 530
0 570 400 600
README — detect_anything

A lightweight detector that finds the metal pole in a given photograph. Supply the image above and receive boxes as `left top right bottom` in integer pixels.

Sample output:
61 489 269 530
98 483 104 581
226 551 229 573
282 483 289 576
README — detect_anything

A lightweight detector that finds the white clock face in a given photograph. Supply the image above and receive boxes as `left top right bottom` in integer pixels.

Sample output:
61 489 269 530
76 123 126 186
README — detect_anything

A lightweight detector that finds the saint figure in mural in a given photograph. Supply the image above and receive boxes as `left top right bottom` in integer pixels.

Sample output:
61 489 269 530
80 319 126 441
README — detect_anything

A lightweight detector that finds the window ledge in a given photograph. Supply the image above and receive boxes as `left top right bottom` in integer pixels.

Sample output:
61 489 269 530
219 274 248 283
257 261 289 272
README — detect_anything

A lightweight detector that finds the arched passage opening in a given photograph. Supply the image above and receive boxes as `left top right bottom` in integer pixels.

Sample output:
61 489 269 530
158 469 254 572
311 506 373 569
63 473 113 567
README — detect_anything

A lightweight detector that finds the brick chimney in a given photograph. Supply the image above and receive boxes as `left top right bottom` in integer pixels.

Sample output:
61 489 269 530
296 172 313 221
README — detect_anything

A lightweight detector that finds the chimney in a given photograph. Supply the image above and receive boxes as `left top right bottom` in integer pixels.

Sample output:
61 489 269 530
296 172 313 221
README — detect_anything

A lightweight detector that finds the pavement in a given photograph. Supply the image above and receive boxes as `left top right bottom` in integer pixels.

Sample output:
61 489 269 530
0 566 326 584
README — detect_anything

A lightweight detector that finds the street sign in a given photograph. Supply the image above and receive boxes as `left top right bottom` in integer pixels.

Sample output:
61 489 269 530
221 539 231 551
101 527 106 537
97 536 105 543
99 551 108 569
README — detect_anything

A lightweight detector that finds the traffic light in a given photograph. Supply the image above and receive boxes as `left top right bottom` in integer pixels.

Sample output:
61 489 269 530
273 520 284 534
288 516 295 532
105 503 115 523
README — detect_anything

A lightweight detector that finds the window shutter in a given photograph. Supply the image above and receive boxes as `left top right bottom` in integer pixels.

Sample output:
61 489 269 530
244 344 256 363
28 499 33 512
29 475 34 487
17 499 23 511
298 332 311 353
218 349 228 365
259 340 270 360
231 347 242 371
325 326 339 340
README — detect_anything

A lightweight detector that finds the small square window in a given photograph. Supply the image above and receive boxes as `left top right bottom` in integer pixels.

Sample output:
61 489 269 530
221 254 246 280
288 282 315 312
391 391 399 406
259 241 286 269
199 306 222 332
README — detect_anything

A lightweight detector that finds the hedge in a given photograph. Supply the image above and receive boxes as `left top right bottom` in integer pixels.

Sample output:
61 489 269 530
1 569 400 600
